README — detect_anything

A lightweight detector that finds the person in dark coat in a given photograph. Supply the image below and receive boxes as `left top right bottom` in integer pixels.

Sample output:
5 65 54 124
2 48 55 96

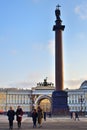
70 112 73 119
32 109 38 128
16 106 23 128
75 112 79 121
43 111 46 121
7 106 15 130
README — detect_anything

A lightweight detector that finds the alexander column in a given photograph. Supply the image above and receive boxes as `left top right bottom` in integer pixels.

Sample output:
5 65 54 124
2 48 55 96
52 5 69 115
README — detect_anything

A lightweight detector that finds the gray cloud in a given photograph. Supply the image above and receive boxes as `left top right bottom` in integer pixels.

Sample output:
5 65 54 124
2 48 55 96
64 79 84 89
9 81 36 89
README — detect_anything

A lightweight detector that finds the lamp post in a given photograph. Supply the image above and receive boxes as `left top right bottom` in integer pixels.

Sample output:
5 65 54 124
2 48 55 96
28 93 33 117
79 95 84 114
30 95 33 112
5 89 8 113
30 92 35 112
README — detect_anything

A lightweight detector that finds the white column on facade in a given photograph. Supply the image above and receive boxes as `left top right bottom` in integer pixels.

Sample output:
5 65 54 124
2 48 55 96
24 95 25 104
9 94 11 104
15 95 17 104
20 95 22 104
25 95 27 104
7 94 9 104
74 94 75 104
17 95 19 104
19 95 21 104
13 95 15 104
19 94 21 104
71 95 73 104
28 96 30 104
76 95 78 103
76 95 78 111
21 95 23 104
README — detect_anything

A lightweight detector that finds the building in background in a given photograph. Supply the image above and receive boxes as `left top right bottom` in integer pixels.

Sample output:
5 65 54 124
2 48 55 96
0 80 87 115
0 88 32 114
66 80 87 114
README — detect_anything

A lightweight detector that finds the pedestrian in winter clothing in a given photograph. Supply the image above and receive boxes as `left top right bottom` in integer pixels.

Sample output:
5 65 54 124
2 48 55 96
37 106 43 128
43 111 46 121
7 106 15 130
75 112 80 121
32 109 38 128
16 106 23 128
70 112 73 119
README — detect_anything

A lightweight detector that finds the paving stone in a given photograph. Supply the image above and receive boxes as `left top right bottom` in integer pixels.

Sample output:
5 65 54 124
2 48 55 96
0 116 87 130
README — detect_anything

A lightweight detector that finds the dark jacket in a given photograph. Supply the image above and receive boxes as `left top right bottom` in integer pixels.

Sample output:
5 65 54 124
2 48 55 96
7 110 15 121
32 112 38 120
16 108 23 121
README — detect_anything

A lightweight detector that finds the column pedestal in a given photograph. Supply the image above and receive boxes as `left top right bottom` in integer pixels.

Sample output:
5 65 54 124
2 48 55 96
52 90 69 115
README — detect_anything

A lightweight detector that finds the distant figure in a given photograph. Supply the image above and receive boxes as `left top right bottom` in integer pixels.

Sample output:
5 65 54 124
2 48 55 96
43 111 46 121
75 112 79 121
37 106 43 128
7 106 15 130
16 106 23 128
72 112 75 120
70 112 73 119
49 111 52 118
31 109 38 128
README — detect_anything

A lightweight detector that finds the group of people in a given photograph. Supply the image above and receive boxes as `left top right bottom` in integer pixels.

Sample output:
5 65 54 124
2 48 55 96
31 106 45 128
7 106 23 130
7 105 45 129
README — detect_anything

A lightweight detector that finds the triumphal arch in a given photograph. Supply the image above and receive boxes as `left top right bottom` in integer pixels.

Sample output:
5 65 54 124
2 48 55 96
32 78 54 112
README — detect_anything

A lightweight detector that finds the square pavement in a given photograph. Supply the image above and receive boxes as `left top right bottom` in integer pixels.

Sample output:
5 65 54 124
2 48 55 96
0 115 87 130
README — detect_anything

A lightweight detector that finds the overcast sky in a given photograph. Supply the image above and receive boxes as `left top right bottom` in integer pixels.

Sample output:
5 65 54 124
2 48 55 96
0 0 87 89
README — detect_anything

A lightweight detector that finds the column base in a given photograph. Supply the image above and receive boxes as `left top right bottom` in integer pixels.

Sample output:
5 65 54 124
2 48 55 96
52 90 69 115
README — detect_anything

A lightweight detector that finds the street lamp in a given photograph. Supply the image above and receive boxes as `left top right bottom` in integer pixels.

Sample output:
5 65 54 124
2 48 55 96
5 89 8 113
79 95 84 114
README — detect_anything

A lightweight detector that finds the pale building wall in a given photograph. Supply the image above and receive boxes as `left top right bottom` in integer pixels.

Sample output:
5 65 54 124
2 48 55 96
0 88 32 113
0 81 87 114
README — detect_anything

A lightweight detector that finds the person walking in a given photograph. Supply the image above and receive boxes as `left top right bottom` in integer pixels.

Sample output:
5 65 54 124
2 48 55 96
7 106 15 130
75 112 80 121
16 106 23 128
43 111 46 121
31 109 38 128
37 106 43 128
70 112 73 119
72 112 75 120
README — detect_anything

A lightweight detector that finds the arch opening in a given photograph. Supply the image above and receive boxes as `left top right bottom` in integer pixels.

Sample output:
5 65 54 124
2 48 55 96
35 95 52 112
